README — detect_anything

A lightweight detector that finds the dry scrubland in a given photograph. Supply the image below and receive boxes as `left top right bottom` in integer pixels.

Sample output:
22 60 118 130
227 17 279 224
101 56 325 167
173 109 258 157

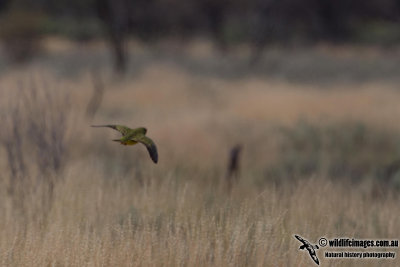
0 39 400 266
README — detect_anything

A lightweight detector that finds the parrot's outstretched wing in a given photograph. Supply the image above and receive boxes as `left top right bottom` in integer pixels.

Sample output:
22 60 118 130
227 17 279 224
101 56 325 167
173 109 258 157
135 135 158 163
91 125 133 136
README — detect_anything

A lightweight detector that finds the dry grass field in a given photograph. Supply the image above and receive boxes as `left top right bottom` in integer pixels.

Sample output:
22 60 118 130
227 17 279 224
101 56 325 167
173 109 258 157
0 39 399 266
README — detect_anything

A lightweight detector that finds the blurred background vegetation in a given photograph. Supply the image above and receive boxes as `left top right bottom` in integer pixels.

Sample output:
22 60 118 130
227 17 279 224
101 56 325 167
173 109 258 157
0 1 399 265
0 0 399 69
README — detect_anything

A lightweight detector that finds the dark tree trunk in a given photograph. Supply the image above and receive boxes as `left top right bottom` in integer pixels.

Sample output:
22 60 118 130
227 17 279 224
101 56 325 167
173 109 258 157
95 0 129 74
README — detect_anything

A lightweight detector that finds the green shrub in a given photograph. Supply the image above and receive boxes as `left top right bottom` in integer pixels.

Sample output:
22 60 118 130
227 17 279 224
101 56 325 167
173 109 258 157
266 121 400 186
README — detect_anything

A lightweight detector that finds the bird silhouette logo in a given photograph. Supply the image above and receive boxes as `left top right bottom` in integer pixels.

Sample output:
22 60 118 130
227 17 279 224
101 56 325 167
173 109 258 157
294 235 320 265
92 125 158 163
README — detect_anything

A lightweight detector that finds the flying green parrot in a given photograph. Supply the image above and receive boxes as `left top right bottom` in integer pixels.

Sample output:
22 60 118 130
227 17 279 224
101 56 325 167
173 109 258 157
92 125 158 163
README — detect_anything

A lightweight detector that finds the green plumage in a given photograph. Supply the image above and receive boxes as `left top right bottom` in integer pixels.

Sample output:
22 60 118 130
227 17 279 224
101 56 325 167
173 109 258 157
92 125 158 163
